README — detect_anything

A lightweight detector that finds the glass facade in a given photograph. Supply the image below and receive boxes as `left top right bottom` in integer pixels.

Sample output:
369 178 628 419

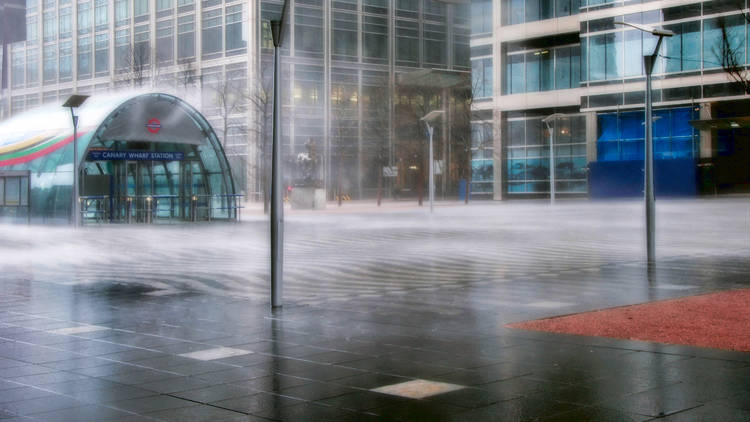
501 0 579 26
472 57 493 99
582 9 750 83
5 0 471 203
505 45 580 94
471 121 493 196
597 107 699 162
506 114 587 194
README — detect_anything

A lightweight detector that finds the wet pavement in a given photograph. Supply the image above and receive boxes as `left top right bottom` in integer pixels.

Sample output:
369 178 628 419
0 198 749 421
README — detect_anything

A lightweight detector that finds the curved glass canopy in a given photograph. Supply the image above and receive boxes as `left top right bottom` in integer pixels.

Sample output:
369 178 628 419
0 92 236 223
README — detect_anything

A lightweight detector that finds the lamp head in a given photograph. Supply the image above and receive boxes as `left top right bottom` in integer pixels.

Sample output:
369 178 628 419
421 110 445 123
62 94 89 108
614 21 674 37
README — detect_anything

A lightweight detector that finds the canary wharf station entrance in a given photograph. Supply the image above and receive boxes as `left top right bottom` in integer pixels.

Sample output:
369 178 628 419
0 92 240 224
81 153 232 224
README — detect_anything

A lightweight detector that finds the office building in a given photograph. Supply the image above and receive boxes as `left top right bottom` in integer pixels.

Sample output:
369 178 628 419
0 0 472 203
474 0 750 199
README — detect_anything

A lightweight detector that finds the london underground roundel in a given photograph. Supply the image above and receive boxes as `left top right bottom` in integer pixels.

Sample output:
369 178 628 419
145 118 162 134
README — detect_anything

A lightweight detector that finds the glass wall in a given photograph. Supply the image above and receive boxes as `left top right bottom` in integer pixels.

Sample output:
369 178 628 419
505 45 580 94
582 9 750 83
501 0 579 26
596 107 699 161
506 114 587 194
472 57 493 99
471 122 494 196
471 0 492 36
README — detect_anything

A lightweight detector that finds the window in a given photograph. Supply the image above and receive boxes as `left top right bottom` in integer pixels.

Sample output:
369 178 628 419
134 24 150 66
555 48 570 89
502 0 578 26
178 14 195 59
472 57 493 98
134 0 149 17
115 0 130 26
202 8 222 56
59 40 72 80
333 11 358 59
225 4 246 52
704 15 744 70
506 115 587 194
396 19 419 64
11 43 26 88
295 6 324 56
157 0 173 11
424 23 446 65
43 46 56 82
363 15 387 61
507 53 524 93
26 15 38 44
115 28 130 70
587 34 605 81
43 11 56 42
471 122 494 195
59 7 72 38
471 0 492 35
95 0 108 31
78 2 91 35
506 45 577 93
156 20 173 63
95 33 108 75
26 48 38 86
27 0 37 15
77 36 92 79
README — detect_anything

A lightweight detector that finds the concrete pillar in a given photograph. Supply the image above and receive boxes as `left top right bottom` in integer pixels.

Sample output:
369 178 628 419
585 111 597 164
492 109 503 200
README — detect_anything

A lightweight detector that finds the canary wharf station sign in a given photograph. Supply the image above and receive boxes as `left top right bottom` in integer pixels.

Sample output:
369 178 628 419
87 150 185 161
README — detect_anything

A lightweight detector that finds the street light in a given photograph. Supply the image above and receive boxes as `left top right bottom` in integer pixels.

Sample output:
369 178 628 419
421 110 444 213
62 94 89 228
614 21 673 264
269 0 290 308
542 113 566 205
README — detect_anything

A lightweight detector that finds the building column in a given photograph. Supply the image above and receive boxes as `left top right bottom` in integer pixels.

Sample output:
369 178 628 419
492 109 503 200
585 111 597 164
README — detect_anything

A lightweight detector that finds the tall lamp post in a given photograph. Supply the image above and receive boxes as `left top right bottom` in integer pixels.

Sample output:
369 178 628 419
542 113 565 205
63 94 89 228
269 1 290 309
421 110 444 213
614 22 673 264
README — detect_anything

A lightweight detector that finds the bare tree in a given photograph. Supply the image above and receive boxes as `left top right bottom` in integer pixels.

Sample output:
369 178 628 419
451 82 475 204
718 13 750 94
114 43 151 88
247 61 274 213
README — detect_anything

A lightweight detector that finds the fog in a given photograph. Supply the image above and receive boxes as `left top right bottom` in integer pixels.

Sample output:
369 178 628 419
2 199 749 306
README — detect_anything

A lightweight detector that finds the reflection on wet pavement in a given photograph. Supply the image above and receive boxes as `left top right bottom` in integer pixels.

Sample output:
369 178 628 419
0 199 749 420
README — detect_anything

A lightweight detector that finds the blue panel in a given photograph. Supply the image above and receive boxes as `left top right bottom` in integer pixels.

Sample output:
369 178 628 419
654 159 697 196
589 159 697 198
597 113 618 141
589 160 643 197
620 111 643 140
653 109 670 138
621 140 643 161
458 179 467 200
671 108 693 137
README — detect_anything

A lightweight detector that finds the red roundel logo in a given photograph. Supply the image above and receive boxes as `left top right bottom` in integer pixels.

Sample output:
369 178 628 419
145 118 161 134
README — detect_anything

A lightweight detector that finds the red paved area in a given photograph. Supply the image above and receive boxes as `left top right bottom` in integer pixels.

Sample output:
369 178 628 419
507 289 750 352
